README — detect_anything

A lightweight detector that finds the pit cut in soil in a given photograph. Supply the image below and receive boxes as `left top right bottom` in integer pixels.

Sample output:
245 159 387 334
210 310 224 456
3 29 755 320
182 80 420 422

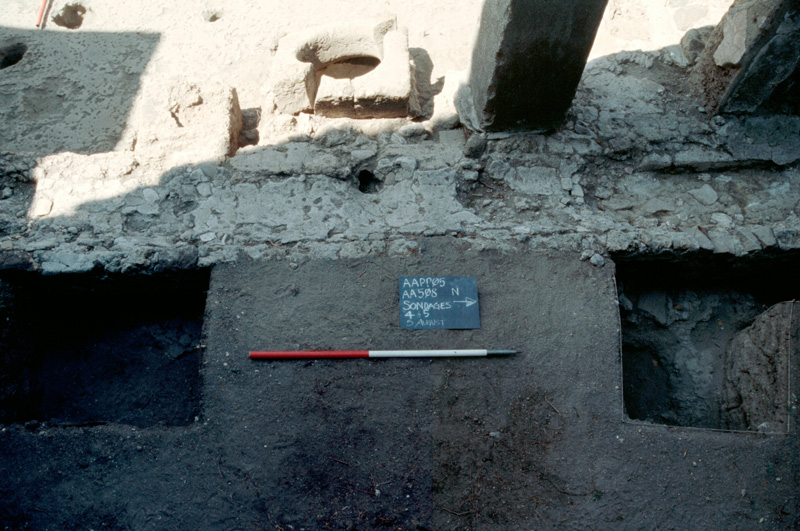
615 253 797 432
0 269 209 427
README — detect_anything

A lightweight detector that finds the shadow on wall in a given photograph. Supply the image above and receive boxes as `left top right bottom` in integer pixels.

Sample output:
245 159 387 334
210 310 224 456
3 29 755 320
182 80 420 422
8 30 800 275
0 26 160 156
410 47 445 120
18 140 403 275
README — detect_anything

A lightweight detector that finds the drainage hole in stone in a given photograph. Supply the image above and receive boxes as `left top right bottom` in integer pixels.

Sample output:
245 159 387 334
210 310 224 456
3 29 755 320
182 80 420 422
357 169 380 194
52 3 87 30
0 269 210 427
0 42 27 70
615 253 799 433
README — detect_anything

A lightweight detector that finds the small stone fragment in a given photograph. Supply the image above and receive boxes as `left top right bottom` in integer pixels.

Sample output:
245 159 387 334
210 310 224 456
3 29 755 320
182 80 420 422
143 188 160 204
736 229 762 252
463 134 487 159
395 156 418 172
351 149 376 163
707 230 743 255
637 291 669 325
689 183 719 205
680 26 713 65
683 227 715 251
711 212 734 228
641 198 675 215
606 231 638 252
31 197 54 217
462 170 480 182
751 225 777 247
398 123 427 138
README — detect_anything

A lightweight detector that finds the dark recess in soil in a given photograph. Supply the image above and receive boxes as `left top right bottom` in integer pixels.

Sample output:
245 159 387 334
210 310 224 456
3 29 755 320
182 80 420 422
0 268 209 427
614 251 800 430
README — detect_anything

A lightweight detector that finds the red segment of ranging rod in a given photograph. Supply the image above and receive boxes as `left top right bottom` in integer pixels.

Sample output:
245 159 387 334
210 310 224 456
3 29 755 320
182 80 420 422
248 349 517 359
249 350 369 359
36 0 49 27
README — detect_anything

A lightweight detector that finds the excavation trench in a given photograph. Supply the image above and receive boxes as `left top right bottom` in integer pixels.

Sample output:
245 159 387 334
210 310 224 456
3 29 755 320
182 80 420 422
0 269 209 428
614 253 798 433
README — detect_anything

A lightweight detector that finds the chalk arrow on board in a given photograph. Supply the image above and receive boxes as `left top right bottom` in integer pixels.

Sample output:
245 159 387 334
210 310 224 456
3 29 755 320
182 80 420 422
453 297 477 307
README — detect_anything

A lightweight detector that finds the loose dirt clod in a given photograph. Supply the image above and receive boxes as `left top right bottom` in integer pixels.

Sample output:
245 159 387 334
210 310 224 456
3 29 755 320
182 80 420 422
52 3 86 30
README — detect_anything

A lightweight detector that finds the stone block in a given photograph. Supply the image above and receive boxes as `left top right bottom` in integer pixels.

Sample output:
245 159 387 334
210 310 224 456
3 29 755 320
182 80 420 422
456 0 608 132
353 29 418 118
314 77 356 118
691 0 800 114
721 303 791 432
131 81 243 166
264 19 418 120
314 29 418 119
264 19 394 115
688 183 719 205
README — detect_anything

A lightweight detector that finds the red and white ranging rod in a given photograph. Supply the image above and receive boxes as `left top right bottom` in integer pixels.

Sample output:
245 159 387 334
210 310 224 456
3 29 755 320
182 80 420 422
249 349 517 359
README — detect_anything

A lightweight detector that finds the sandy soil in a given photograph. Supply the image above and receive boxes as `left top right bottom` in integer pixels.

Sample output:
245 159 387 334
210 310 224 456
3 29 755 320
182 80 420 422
0 0 730 155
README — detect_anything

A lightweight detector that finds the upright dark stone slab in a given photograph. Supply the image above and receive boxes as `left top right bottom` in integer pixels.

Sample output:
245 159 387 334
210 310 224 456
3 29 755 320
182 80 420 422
457 0 608 132
692 0 800 114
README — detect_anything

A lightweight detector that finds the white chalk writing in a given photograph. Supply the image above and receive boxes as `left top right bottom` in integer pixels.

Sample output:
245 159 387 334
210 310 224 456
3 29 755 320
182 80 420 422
399 276 480 329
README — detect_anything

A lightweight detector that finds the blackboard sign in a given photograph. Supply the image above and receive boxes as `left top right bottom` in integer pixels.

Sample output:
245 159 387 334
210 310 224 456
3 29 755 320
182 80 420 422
399 276 480 330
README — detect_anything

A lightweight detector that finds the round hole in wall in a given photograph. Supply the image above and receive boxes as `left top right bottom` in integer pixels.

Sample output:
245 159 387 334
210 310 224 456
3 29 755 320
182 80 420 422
357 169 380 194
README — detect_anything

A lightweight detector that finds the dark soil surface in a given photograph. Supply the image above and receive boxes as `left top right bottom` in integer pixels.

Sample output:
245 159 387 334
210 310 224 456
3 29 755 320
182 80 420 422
1 238 798 530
